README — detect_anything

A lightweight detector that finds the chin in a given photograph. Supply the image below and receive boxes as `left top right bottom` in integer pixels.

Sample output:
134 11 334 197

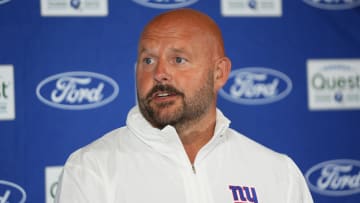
154 106 183 123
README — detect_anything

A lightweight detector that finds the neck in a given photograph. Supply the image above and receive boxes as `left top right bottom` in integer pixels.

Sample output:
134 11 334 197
175 107 217 164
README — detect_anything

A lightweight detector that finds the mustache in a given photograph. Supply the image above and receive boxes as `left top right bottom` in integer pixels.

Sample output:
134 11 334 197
146 84 184 100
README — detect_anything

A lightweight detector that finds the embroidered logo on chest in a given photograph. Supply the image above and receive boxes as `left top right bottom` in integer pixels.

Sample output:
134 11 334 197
229 185 258 203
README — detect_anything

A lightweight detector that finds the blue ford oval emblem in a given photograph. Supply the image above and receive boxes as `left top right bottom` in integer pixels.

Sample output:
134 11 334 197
0 180 26 203
132 0 199 9
303 0 360 10
36 71 119 110
0 0 11 5
219 67 292 105
305 159 360 196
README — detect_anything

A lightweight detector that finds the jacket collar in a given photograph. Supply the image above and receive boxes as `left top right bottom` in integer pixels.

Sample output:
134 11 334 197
126 106 231 166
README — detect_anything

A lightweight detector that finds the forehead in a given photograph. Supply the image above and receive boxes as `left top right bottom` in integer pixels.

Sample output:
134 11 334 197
138 25 206 52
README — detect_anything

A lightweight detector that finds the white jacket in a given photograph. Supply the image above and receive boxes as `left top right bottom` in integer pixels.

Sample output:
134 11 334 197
55 106 313 203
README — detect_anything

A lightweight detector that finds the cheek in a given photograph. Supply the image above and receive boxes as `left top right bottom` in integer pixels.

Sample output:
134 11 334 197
179 72 208 93
136 71 153 96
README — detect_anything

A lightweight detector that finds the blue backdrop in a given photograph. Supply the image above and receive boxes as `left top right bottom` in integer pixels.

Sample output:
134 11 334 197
1 0 359 202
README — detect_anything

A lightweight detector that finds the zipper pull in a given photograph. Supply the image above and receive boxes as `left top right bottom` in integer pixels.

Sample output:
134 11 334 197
192 164 197 174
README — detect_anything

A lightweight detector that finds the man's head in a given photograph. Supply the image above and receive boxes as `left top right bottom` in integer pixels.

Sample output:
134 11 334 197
136 9 231 129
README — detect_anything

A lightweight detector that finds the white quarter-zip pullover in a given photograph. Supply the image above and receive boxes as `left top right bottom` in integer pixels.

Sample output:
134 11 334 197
55 106 313 203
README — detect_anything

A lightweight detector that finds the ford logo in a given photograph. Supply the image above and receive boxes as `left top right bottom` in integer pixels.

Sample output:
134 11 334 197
36 71 119 110
303 0 360 10
305 159 360 196
132 0 199 9
0 0 11 5
0 180 26 203
219 67 292 105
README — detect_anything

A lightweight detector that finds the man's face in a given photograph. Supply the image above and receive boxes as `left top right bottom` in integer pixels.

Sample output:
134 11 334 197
136 23 217 129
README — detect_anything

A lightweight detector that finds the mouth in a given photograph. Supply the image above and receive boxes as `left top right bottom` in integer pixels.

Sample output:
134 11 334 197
152 91 177 100
145 84 184 103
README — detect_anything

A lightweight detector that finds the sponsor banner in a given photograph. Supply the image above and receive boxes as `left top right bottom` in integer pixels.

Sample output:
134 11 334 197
45 166 63 203
40 0 108 16
305 159 360 196
219 67 292 105
0 180 26 203
307 59 360 110
303 0 360 10
36 71 119 110
132 0 199 9
221 0 282 17
0 65 15 120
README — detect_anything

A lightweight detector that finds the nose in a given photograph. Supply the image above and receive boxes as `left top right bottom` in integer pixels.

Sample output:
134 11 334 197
154 60 171 83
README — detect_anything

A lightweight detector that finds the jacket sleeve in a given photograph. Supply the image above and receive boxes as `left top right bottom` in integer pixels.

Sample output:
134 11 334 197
54 153 108 203
284 156 314 203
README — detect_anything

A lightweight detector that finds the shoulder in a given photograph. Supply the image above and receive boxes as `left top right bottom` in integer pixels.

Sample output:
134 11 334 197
224 128 295 170
223 128 307 185
222 128 313 202
225 128 281 155
64 127 134 168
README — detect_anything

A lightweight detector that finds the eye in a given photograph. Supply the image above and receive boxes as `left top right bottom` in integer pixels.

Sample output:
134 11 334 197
143 57 154 65
175 57 186 64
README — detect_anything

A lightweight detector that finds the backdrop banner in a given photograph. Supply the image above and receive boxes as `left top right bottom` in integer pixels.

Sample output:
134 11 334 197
1 0 359 202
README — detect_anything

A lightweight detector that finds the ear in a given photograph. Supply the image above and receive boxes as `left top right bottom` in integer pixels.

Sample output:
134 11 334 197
214 57 231 92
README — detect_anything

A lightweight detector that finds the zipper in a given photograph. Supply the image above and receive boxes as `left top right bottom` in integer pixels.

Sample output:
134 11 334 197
186 163 213 203
192 164 197 174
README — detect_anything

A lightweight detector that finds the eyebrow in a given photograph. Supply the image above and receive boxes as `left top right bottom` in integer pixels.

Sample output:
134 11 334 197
138 47 151 54
170 48 186 54
138 47 189 55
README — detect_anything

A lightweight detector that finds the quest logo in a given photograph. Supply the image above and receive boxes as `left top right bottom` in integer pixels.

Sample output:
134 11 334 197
303 0 360 10
221 0 282 17
0 65 15 120
45 166 63 203
36 71 119 110
40 0 108 16
0 180 26 203
305 159 360 196
219 67 292 105
70 0 81 10
132 0 198 9
307 59 360 110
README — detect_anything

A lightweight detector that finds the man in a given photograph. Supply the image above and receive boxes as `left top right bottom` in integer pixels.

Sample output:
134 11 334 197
55 9 313 203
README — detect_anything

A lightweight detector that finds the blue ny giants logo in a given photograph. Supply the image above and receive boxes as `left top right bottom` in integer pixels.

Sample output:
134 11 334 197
229 185 258 203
